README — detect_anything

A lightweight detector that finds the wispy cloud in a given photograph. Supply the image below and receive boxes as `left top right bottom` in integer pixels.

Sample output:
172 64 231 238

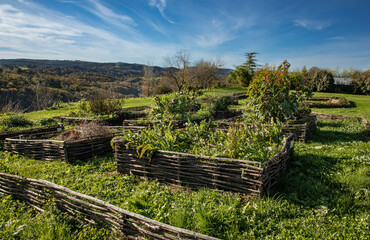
148 0 174 24
0 1 179 64
193 14 253 48
329 36 344 41
85 0 136 27
294 19 331 30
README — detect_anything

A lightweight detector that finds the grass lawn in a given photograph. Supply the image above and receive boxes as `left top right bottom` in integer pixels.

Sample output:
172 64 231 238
199 86 247 97
310 92 370 120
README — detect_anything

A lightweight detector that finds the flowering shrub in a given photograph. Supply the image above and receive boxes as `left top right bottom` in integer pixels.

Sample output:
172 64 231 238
149 93 200 121
246 60 311 123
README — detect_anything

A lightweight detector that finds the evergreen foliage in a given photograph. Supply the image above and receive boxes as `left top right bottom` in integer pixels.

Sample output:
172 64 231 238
307 67 335 92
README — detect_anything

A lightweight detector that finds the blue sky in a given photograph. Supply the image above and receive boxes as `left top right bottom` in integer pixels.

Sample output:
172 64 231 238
0 0 369 70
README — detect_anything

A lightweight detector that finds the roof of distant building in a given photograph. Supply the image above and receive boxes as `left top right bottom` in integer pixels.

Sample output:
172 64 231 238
334 77 352 85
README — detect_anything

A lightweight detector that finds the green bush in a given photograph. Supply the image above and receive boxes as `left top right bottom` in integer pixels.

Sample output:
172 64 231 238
228 66 253 87
1 114 33 129
204 95 234 118
352 70 370 95
36 117 58 126
103 110 136 125
77 98 125 115
307 67 334 92
246 61 311 123
149 93 200 121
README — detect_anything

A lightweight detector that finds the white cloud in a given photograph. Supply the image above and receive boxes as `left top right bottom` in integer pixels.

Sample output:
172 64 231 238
85 0 136 27
294 19 331 30
193 15 252 48
149 0 166 12
0 2 180 66
148 0 174 24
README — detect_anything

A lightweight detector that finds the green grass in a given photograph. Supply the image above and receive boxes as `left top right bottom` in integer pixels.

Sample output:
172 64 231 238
0 195 112 239
199 86 247 97
1 118 369 239
123 96 153 108
310 92 370 120
21 104 78 121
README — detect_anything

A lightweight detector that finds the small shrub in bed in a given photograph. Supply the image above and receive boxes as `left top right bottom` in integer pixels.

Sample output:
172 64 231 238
1 114 33 129
149 93 200 121
78 98 125 115
247 60 312 123
36 117 59 126
203 95 234 118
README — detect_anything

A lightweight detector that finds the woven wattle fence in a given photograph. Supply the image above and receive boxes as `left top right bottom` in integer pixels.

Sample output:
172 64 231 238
217 116 317 142
0 125 64 141
0 172 218 240
112 134 295 196
280 116 317 142
4 134 115 163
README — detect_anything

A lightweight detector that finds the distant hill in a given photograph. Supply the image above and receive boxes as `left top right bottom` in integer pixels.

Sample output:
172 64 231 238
0 59 164 77
0 59 165 112
0 59 232 112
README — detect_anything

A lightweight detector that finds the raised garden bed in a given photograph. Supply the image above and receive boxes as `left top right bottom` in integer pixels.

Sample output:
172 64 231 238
313 113 369 131
4 132 116 163
304 97 351 108
217 115 317 142
112 134 295 196
0 124 64 141
0 172 218 240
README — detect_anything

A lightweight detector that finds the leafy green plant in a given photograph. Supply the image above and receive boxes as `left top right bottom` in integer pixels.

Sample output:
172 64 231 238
307 67 335 92
0 114 33 129
0 195 113 239
203 95 234 118
36 117 58 126
149 93 200 121
119 120 283 162
228 52 258 87
352 70 370 95
246 60 311 123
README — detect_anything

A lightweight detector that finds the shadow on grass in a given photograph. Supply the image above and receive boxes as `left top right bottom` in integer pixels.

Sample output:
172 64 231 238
349 101 357 108
310 130 367 144
73 152 114 166
274 152 339 207
273 119 367 213
308 121 368 144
